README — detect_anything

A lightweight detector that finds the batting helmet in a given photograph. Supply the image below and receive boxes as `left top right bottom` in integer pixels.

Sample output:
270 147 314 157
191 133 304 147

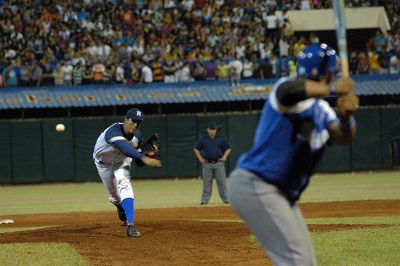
126 107 144 121
297 43 338 81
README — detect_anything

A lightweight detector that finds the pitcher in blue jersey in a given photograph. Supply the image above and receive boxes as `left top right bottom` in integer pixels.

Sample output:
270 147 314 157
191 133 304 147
93 107 161 237
228 43 358 265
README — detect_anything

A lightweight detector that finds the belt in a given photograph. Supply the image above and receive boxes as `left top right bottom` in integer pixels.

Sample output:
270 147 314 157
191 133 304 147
207 160 218 164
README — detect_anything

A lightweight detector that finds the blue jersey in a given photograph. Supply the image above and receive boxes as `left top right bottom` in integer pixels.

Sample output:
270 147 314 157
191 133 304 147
237 77 339 201
194 135 230 162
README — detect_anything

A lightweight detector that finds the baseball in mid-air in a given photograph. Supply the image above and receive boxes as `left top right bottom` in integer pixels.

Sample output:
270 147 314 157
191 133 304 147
56 123 65 132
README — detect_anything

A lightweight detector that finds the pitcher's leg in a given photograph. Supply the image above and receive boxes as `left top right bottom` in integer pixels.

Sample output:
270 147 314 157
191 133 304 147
95 162 121 204
114 160 135 225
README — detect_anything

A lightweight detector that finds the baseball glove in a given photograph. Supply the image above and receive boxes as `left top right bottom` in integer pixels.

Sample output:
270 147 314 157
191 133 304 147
139 133 161 158
337 92 359 118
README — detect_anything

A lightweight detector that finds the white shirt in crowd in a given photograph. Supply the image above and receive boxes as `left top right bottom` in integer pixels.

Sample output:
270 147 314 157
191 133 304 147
181 0 195 11
264 14 278 29
61 64 74 81
242 61 254 78
141 65 153 83
116 66 125 82
229 59 243 76
97 45 111 57
279 38 290 57
390 55 400 74
176 65 192 82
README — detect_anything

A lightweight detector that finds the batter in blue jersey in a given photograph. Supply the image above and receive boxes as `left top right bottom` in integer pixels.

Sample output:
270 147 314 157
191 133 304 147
228 44 359 265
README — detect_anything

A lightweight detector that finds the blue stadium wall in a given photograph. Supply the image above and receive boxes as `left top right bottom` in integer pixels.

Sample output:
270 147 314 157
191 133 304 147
0 107 400 184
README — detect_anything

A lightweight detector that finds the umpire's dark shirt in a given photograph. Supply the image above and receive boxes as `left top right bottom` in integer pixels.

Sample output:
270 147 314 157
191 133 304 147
194 135 230 162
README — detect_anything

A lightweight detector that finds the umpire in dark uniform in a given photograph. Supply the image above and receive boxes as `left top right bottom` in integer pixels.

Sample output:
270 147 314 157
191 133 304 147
194 122 231 205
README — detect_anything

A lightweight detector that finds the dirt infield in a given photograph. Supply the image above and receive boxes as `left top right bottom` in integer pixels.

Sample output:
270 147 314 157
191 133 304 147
1 200 399 265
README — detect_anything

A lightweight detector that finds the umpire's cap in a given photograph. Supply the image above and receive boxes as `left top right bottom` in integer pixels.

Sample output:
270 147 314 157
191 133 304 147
207 122 217 129
126 108 144 121
297 43 338 81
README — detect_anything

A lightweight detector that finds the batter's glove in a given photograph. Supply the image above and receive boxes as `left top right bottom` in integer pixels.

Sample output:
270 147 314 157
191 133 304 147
337 92 359 118
139 133 161 159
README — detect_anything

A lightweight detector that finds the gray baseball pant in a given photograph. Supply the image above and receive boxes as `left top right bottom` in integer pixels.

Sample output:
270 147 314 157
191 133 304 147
201 162 229 203
228 168 317 266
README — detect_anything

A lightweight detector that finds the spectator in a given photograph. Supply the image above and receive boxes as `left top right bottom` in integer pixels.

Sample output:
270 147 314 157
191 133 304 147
279 35 290 57
103 61 115 85
140 61 153 84
260 58 273 79
349 51 360 75
176 62 193 82
216 60 229 80
309 33 320 44
374 30 389 53
53 63 64 86
229 56 243 87
73 61 83 86
242 57 254 79
263 10 279 46
390 52 400 74
131 60 141 84
281 18 294 40
40 60 54 86
204 58 217 80
31 61 43 86
61 60 74 86
2 61 19 88
293 36 307 56
358 52 370 74
82 65 93 85
378 47 391 74
163 58 177 83
92 60 106 85
368 50 381 74
151 56 164 83
251 53 263 79
115 62 126 84
20 62 31 87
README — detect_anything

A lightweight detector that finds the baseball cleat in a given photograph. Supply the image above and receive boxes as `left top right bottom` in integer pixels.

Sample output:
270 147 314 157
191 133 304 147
126 223 141 237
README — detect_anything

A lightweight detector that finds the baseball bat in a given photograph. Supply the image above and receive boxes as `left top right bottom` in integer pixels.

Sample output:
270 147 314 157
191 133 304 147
333 0 349 77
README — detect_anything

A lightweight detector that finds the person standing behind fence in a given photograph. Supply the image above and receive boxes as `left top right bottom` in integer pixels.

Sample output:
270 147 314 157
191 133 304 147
194 122 231 205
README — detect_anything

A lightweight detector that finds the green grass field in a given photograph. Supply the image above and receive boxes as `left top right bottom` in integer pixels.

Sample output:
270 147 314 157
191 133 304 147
1 171 400 265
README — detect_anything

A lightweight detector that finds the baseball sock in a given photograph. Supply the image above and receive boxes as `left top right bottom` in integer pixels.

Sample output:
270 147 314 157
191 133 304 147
121 198 134 223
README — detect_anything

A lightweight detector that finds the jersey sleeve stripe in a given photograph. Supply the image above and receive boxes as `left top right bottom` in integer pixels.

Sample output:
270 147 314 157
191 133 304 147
109 136 126 143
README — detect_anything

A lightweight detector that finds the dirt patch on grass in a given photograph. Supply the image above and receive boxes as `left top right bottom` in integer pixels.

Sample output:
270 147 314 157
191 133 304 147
1 200 399 265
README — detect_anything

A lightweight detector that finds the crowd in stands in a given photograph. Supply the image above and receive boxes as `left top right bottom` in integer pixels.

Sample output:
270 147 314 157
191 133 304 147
0 0 399 88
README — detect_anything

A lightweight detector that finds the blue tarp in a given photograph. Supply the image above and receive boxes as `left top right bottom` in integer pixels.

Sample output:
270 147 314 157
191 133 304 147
0 74 399 109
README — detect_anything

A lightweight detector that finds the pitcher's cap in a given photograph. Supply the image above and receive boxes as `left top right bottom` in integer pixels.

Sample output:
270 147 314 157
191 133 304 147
126 108 144 121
